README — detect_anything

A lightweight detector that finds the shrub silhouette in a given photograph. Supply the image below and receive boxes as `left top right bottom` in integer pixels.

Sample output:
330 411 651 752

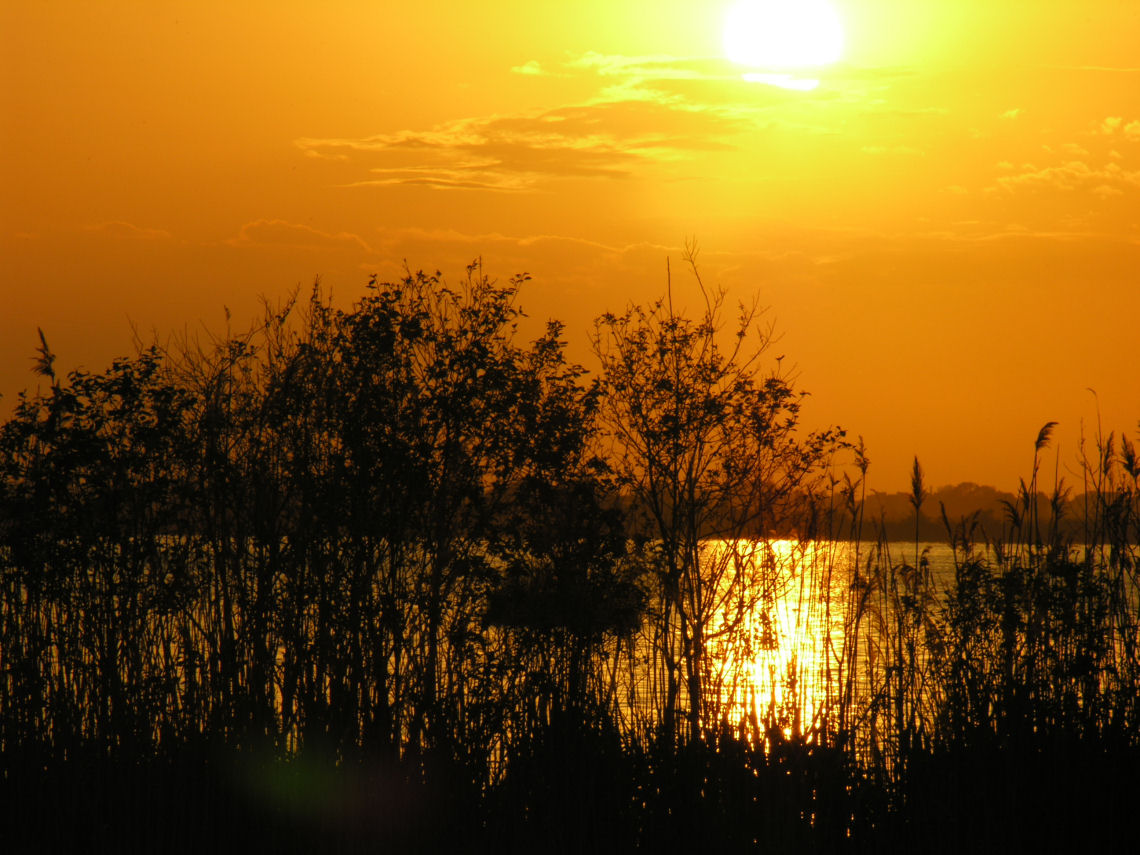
2 264 1139 850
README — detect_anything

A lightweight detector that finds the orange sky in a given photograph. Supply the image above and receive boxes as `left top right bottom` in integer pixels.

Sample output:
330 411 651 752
3 1 1139 492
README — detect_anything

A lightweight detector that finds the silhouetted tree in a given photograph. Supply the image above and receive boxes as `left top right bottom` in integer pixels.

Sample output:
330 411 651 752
591 254 843 745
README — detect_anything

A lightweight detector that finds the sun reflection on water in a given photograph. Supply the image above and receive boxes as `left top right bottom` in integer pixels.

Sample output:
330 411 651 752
703 538 856 743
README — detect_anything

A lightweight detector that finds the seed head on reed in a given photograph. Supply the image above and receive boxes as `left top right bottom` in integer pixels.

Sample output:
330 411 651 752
32 327 56 383
1035 421 1058 453
909 456 926 513
1122 435 1139 482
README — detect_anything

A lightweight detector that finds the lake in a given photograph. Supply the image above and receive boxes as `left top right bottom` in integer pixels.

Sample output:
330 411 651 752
619 539 963 745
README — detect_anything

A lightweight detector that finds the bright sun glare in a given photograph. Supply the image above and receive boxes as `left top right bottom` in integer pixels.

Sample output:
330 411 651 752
724 0 845 78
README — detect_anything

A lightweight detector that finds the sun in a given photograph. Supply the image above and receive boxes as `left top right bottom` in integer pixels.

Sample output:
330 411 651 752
723 0 845 70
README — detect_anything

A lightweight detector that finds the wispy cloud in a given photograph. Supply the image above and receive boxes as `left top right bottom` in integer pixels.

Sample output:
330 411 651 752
297 93 745 192
294 50 876 193
376 226 671 256
1097 116 1140 140
569 52 734 83
510 60 561 77
994 160 1140 195
1100 116 1125 135
292 48 978 202
975 114 1140 211
226 219 374 253
83 221 172 241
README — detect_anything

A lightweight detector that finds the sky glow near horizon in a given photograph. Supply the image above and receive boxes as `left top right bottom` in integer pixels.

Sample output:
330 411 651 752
2 1 1139 491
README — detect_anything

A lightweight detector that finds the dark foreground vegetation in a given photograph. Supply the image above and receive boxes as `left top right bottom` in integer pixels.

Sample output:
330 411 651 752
2 262 1139 852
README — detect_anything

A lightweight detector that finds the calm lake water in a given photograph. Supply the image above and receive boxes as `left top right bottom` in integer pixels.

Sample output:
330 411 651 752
625 540 962 740
738 540 958 736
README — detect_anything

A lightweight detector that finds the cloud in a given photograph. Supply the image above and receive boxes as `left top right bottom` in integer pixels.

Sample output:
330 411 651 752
83 221 172 241
297 95 745 192
1001 108 1021 120
511 60 555 76
569 52 729 82
346 165 536 193
567 52 873 114
994 160 1140 195
376 226 667 256
294 49 890 194
1126 121 1140 142
293 51 947 196
226 220 374 253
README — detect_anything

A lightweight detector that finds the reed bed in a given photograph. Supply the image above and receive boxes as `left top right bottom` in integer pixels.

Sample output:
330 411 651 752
2 269 1138 851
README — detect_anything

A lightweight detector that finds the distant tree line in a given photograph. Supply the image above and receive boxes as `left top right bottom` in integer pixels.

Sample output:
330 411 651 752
864 479 1138 543
2 261 1139 852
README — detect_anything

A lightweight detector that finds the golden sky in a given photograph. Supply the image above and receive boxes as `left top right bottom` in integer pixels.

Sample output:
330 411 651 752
3 1 1139 491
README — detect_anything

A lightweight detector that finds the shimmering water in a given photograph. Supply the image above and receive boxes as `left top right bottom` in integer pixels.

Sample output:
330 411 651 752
724 540 957 739
624 539 959 742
